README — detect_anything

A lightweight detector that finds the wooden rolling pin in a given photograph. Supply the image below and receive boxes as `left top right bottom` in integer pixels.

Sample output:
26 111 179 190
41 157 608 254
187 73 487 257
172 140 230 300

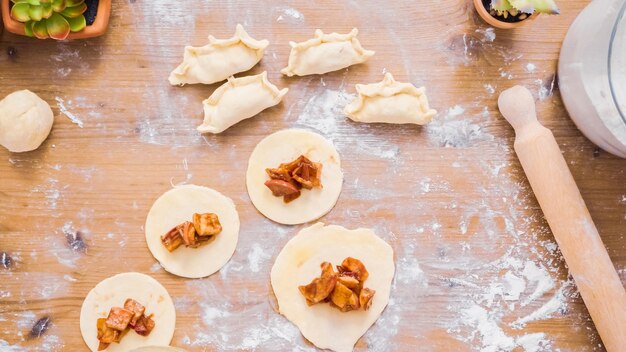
498 85 626 352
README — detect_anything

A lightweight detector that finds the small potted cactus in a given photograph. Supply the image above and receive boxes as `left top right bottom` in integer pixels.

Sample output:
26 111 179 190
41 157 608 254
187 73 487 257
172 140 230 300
1 0 111 40
473 0 560 29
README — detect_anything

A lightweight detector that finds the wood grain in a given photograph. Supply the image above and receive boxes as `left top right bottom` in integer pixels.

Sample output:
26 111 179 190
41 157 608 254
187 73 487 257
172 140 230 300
0 1 624 351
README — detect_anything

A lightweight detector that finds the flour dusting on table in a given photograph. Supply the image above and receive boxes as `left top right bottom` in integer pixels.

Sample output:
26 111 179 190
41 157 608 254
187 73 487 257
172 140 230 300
55 97 84 128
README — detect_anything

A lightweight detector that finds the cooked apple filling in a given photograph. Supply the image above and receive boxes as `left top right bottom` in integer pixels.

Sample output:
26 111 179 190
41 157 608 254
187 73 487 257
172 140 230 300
298 257 375 312
97 298 155 351
161 212 222 252
265 155 323 203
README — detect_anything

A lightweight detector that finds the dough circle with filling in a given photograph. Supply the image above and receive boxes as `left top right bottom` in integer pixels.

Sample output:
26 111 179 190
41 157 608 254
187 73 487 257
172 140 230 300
271 223 395 352
145 185 240 278
246 129 343 225
79 272 176 352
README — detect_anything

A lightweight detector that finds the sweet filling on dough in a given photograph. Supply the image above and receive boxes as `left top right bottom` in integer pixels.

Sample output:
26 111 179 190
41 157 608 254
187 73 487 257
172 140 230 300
161 212 222 252
298 257 376 312
264 155 323 203
97 299 155 350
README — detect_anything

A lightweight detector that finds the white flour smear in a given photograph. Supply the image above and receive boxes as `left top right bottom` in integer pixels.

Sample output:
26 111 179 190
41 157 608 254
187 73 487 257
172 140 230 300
441 135 585 350
526 63 537 73
0 310 64 351
274 6 305 24
30 178 66 210
55 97 84 128
426 105 494 147
179 279 312 350
295 88 355 139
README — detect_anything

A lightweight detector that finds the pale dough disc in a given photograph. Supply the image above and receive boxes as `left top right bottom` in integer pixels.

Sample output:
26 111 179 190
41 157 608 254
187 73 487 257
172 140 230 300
145 185 240 279
79 272 176 352
129 347 187 352
246 129 343 225
270 223 395 352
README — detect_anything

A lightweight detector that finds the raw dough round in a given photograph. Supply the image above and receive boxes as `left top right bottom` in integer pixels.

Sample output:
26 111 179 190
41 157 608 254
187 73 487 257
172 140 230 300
129 347 187 352
270 223 395 352
0 90 53 153
145 185 240 278
246 129 343 225
79 272 176 352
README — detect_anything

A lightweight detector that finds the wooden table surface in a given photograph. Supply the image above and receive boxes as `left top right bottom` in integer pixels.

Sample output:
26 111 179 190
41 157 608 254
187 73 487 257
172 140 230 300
1 1 624 351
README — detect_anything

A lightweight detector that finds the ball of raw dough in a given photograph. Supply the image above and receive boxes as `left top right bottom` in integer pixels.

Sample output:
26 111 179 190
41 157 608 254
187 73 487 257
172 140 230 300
0 90 53 153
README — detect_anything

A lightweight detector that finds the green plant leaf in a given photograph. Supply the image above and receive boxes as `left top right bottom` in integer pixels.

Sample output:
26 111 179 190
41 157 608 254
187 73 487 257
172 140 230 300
26 0 41 5
60 2 86 18
41 4 53 18
32 19 49 39
530 0 560 14
10 3 32 22
24 21 35 37
66 15 86 32
12 0 32 4
65 0 84 6
491 0 513 11
51 0 66 12
28 5 44 21
508 0 535 13
46 12 70 40
39 0 52 3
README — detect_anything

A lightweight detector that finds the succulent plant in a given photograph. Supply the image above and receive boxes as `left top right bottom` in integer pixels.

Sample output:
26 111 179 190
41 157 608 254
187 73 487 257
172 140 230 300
490 0 559 19
10 0 88 40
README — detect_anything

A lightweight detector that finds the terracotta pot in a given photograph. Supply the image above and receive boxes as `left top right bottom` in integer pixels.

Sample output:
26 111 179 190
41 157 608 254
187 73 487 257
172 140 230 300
473 0 537 29
0 0 111 39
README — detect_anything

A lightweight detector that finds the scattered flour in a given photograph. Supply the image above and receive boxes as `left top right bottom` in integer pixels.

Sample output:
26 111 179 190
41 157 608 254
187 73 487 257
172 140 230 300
49 221 82 268
525 63 537 73
295 89 354 138
484 84 495 94
426 105 494 148
246 243 271 273
31 178 65 210
149 262 162 273
62 274 77 282
355 139 399 160
536 77 556 101
55 97 84 128
275 6 304 24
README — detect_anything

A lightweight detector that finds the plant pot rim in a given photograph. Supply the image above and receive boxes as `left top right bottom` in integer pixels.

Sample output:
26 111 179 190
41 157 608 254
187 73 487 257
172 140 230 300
1 0 111 40
473 0 538 29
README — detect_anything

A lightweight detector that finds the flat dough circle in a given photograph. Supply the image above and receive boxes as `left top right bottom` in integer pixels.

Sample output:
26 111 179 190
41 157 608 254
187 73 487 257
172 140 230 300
145 185 240 278
79 272 176 352
246 129 343 225
270 223 395 352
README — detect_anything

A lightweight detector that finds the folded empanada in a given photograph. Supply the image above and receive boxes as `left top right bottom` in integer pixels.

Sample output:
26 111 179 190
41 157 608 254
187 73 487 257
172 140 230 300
281 28 374 77
169 24 269 86
199 72 288 134
344 73 436 125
